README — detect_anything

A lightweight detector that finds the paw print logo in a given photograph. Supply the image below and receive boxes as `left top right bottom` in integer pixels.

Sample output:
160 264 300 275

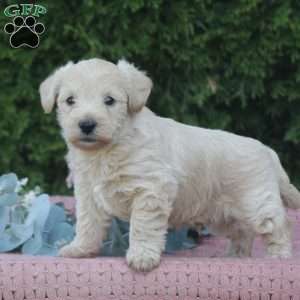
4 16 45 48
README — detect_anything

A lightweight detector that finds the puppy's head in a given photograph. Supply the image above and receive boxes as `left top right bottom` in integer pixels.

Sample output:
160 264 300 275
39 58 152 151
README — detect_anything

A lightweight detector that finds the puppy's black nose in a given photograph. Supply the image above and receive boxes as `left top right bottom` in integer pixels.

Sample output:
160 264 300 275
79 119 97 135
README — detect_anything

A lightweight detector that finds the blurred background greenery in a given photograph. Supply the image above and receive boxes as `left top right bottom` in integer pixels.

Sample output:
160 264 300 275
0 0 300 194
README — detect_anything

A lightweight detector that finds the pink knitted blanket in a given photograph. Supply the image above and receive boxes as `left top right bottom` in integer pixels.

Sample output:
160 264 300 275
0 197 299 299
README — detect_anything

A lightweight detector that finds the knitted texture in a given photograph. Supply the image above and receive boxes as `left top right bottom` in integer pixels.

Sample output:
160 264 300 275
0 197 299 300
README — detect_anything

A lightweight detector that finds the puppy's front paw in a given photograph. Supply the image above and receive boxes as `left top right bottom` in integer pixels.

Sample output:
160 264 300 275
126 246 161 272
59 242 98 258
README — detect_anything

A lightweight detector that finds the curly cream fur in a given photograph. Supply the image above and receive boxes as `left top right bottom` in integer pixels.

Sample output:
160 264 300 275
39 58 300 271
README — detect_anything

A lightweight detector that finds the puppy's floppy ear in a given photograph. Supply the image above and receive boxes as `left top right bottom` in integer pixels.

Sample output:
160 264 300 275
39 62 73 113
117 59 152 113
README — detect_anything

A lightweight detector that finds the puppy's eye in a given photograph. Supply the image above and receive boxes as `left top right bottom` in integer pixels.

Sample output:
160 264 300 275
104 96 115 106
66 96 75 106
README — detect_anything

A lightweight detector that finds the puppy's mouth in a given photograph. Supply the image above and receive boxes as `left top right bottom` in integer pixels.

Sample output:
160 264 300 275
71 136 111 151
80 137 98 143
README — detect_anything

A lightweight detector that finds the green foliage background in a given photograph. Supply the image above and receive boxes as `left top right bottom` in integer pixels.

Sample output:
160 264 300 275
0 0 300 194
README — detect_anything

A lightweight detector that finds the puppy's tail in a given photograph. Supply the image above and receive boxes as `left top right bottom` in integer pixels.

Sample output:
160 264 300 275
280 181 300 209
268 148 300 209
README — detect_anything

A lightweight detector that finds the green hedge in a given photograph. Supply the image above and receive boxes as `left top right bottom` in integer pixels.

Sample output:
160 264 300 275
1 0 300 194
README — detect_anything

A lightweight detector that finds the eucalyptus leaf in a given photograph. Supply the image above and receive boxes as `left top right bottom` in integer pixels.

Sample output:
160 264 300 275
0 173 18 194
21 195 52 254
44 204 66 233
183 241 198 249
0 206 9 235
22 224 43 255
0 192 18 207
0 233 22 252
165 228 198 253
117 219 130 234
47 222 74 247
101 219 129 256
10 223 34 240
11 206 27 224
201 227 211 236
0 222 34 252
165 228 187 253
25 194 51 228
37 244 58 256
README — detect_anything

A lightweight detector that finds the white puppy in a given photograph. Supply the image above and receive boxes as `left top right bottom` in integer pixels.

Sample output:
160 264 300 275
40 58 300 271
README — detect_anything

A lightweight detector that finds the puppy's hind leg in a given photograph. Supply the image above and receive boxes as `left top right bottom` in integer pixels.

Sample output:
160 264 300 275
260 212 292 258
245 192 292 258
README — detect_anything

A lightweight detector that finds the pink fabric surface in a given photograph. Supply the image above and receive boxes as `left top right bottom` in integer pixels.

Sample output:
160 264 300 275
0 197 300 300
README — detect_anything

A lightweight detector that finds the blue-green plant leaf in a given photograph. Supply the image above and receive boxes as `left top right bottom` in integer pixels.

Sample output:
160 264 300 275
0 207 9 235
0 233 23 252
11 206 27 224
44 204 66 233
22 224 43 255
0 192 18 207
0 223 34 252
165 228 186 253
0 173 18 194
37 244 58 256
201 227 211 236
101 219 129 256
117 219 130 234
10 223 34 240
21 194 51 255
47 222 74 247
25 194 51 228
165 228 197 254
